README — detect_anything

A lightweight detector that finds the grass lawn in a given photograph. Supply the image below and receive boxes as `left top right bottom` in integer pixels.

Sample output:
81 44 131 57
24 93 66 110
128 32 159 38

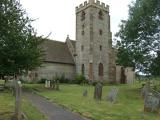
0 90 47 120
24 83 160 120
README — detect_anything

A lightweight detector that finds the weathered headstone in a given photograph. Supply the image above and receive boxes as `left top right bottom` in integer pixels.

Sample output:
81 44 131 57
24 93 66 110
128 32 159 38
144 93 160 112
83 89 88 97
107 87 118 103
55 80 59 90
141 82 150 99
50 80 55 89
45 80 51 88
94 82 103 100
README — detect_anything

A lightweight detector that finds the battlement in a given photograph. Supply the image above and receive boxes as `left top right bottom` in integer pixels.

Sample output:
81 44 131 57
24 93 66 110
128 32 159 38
76 0 109 13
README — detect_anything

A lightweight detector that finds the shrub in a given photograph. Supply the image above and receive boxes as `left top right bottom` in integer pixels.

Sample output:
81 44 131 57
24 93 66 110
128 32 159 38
37 78 47 84
75 74 88 84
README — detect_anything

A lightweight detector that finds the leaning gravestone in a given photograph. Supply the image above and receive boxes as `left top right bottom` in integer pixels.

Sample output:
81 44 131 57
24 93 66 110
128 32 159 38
141 82 150 99
83 89 88 97
107 87 118 103
144 93 160 112
94 82 103 100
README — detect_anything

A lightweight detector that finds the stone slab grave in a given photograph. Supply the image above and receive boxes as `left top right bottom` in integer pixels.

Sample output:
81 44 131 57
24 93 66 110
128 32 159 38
107 87 118 103
144 93 160 113
94 82 103 100
83 89 88 97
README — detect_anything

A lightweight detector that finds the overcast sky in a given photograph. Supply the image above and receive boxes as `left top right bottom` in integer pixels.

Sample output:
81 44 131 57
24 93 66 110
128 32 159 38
20 0 133 41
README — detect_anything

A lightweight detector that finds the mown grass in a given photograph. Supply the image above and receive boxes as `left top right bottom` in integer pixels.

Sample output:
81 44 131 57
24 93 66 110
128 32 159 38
0 90 47 120
24 83 160 120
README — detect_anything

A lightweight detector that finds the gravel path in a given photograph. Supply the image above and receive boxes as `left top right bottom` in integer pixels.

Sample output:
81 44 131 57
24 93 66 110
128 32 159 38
24 92 88 120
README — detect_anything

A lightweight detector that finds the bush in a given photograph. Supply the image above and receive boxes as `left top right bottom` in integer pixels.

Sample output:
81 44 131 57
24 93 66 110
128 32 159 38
37 78 47 84
75 74 88 84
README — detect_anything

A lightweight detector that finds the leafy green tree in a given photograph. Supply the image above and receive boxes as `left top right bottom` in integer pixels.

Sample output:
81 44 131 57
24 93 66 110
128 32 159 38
115 0 160 74
0 0 43 77
149 51 160 76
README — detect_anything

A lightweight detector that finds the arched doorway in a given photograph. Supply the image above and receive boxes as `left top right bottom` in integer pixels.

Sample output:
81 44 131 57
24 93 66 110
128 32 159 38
81 64 85 75
98 63 103 80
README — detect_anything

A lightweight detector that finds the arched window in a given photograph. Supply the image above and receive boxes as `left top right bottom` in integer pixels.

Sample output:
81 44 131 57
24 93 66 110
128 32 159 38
98 10 103 20
100 45 102 51
99 29 103 35
82 64 85 75
98 63 103 76
81 11 85 21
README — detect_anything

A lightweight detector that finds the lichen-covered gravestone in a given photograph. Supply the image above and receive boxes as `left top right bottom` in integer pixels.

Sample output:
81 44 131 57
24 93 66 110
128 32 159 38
83 89 88 97
144 93 160 112
94 83 103 100
107 87 118 103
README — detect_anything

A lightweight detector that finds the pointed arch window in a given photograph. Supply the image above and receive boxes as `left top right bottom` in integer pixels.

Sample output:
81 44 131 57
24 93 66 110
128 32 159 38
98 63 103 76
82 64 85 75
81 11 85 21
98 10 103 20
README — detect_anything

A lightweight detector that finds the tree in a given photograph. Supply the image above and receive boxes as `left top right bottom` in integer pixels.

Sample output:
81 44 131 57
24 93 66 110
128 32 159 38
0 0 44 77
149 51 160 76
115 0 160 74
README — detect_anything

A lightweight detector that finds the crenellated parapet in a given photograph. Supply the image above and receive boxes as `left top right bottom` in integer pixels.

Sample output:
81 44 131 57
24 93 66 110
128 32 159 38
76 0 109 13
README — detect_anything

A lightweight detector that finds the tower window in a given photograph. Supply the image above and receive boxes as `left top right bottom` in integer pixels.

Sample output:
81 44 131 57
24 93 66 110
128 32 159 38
82 24 85 29
81 45 84 51
98 10 103 20
81 30 84 35
99 29 103 35
100 45 102 51
81 11 85 21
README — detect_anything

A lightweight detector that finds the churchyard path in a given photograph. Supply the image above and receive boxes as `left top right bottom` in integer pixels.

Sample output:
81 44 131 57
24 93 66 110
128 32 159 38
24 92 88 120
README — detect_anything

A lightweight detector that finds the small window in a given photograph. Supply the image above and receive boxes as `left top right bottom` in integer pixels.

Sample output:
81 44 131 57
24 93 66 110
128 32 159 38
81 45 84 51
82 24 85 29
81 30 84 35
100 45 102 51
81 11 85 21
98 10 103 20
99 29 103 35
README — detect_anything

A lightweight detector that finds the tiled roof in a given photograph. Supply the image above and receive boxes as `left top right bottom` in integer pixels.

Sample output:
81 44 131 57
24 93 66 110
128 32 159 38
41 39 75 65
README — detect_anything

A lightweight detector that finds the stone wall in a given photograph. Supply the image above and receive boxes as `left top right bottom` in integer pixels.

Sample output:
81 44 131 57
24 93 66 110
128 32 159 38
28 62 75 81
116 65 135 84
125 67 135 84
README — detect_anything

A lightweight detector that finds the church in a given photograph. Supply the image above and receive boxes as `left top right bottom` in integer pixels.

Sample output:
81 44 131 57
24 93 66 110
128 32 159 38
28 0 134 84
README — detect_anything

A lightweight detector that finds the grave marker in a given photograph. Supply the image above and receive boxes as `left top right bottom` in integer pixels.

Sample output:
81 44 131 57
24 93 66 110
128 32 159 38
107 87 118 103
94 82 103 100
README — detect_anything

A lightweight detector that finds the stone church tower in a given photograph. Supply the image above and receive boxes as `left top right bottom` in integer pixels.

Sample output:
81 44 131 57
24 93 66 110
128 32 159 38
76 0 114 82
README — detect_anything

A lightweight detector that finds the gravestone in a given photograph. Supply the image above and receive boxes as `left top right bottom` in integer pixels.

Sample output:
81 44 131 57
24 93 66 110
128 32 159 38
50 80 56 89
45 80 50 88
141 82 150 99
94 83 103 100
107 87 118 103
83 89 88 97
144 93 160 112
55 80 59 90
